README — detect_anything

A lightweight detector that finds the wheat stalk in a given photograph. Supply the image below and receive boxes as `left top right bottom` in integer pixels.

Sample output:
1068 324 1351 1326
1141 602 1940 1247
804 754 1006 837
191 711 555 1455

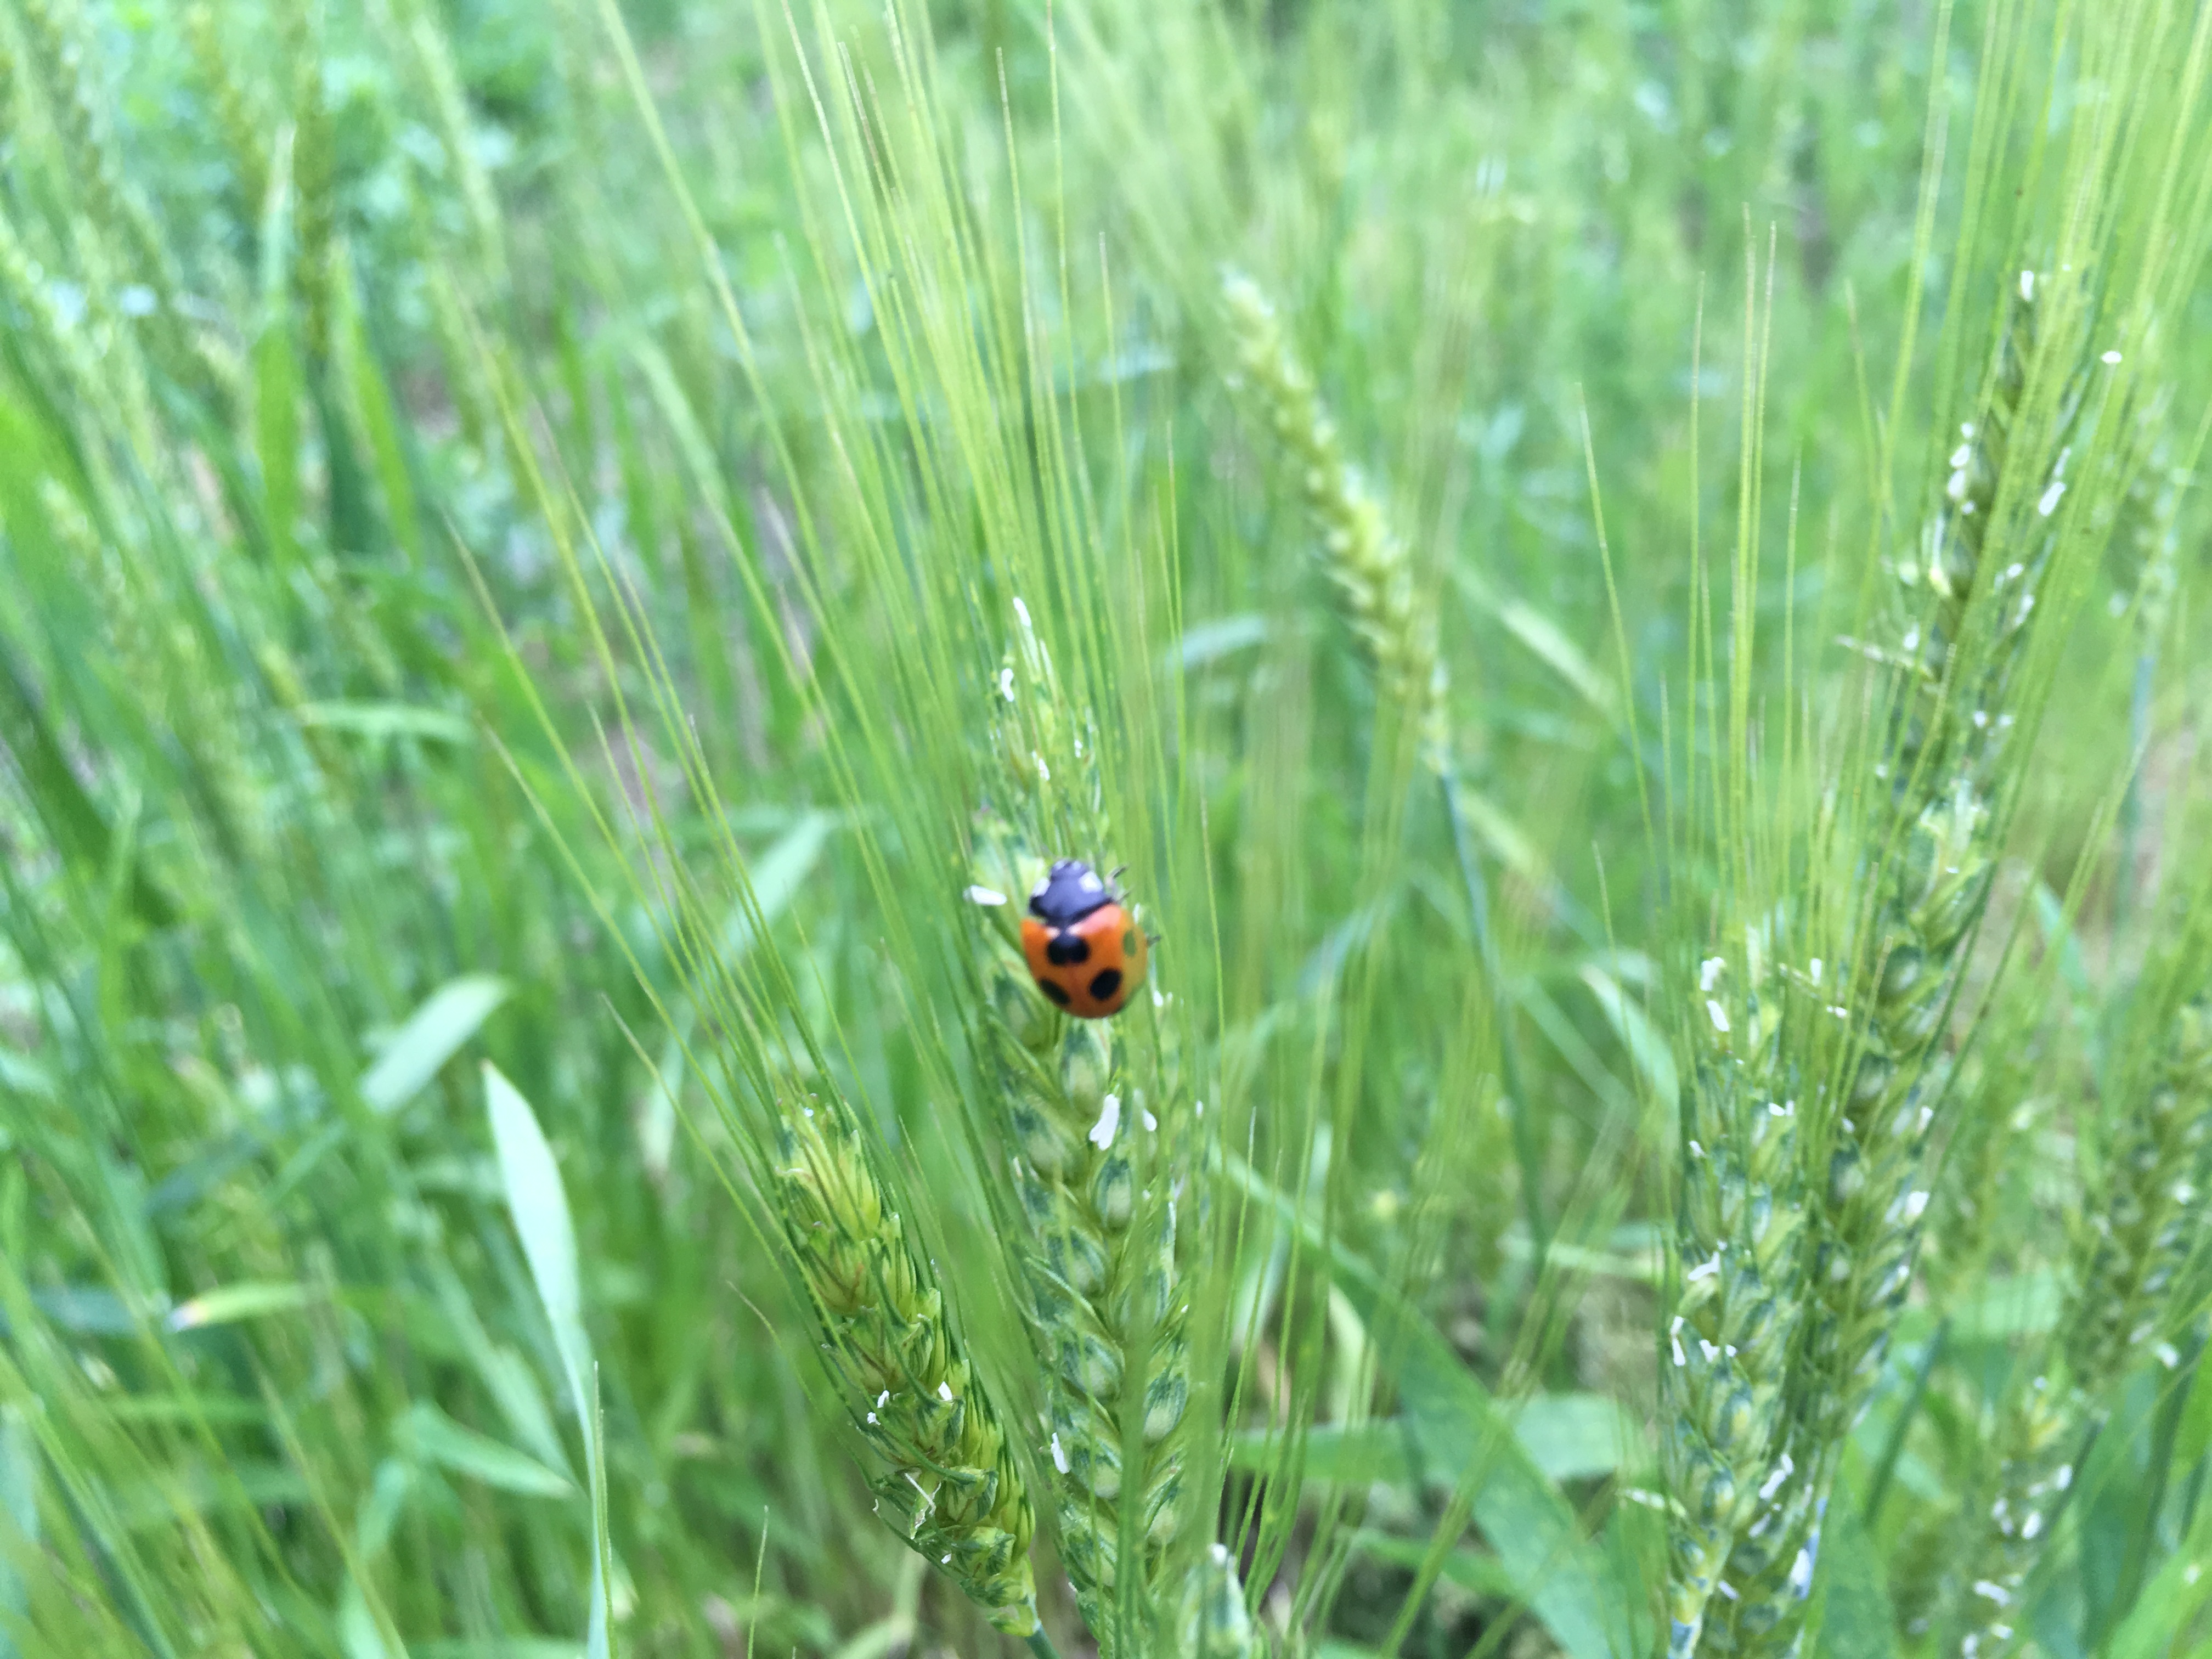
769 1093 1042 1635
1704 271 2090 1657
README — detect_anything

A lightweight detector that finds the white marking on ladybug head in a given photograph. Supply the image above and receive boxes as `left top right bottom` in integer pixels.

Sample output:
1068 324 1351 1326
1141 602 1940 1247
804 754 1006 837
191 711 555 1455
1032 878 1050 899
1079 870 1103 893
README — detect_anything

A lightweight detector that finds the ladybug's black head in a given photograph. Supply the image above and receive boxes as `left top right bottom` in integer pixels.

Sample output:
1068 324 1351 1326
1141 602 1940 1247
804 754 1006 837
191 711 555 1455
1029 857 1111 927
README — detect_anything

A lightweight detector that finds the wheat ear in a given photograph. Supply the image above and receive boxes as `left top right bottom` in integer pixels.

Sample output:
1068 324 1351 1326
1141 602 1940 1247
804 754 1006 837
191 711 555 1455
1942 989 2212 1656
965 605 1257 1656
769 1094 1041 1635
1661 938 1807 1655
1221 272 1449 769
1707 272 2087 1656
182 4 272 227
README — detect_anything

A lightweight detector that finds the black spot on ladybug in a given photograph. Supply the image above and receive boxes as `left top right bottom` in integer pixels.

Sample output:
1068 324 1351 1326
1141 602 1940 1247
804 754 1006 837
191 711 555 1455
1037 978 1071 1007
1088 968 1123 1002
1046 930 1090 966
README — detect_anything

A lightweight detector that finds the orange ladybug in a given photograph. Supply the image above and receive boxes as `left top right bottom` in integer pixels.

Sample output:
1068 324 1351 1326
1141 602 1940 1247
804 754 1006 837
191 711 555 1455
1019 858 1148 1019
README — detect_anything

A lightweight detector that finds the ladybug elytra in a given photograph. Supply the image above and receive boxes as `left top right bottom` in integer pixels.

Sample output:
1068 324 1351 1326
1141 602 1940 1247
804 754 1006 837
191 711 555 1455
1019 858 1148 1019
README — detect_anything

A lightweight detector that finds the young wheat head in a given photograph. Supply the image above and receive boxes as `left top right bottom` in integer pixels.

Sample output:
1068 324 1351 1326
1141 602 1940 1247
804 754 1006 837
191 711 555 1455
961 601 1257 1655
770 1094 1041 1635
1705 270 2090 1657
1662 936 1807 1656
1944 984 2212 1655
1221 271 1449 771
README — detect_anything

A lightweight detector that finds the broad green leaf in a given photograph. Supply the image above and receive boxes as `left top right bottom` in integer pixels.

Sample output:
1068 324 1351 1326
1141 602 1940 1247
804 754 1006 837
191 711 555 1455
398 1404 575 1500
342 298 422 567
105 1396 266 1426
1350 1529 1519 1599
1497 595 1619 720
116 1461 314 1530
166 1281 315 1332
358 1460 414 1561
483 1065 589 1415
428 1268 573 1478
0 1046 55 1099
1510 1393 1647 1482
1225 1155 1640 1659
718 812 837 961
27 1286 145 1335
0 1404 36 1659
829 1614 918 1659
1175 613 1269 668
1455 569 1618 721
254 153 302 573
1387 1319 1640 1659
2106 1488 2212 1659
297 702 475 746
362 978 511 1116
1812 1491 1896 1659
1230 1420 1414 1486
2175 1341 2212 1469
1897 1271 2058 1345
1449 786 1554 892
338 1577 401 1659
483 1064 611 1659
1580 964 1679 1109
0 651 173 929
1232 1394 1643 1486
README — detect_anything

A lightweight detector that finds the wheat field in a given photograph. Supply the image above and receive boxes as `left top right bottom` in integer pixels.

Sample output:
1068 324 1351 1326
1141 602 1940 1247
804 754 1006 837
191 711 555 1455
3 1 2211 1655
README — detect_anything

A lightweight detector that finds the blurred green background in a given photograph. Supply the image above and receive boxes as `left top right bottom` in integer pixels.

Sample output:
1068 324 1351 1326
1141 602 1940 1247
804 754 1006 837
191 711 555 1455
2 0 2208 1654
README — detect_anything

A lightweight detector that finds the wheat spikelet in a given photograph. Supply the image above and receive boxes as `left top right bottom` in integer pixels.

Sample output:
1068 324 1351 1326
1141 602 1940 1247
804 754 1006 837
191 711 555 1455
1194 1542 1262 1657
769 1094 1041 1634
1221 272 1448 770
1661 939 1807 1655
1705 272 2088 1657
1942 989 2211 1656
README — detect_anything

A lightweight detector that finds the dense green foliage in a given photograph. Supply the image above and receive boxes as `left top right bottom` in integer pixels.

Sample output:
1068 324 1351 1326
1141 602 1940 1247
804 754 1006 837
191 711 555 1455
3 0 2211 1655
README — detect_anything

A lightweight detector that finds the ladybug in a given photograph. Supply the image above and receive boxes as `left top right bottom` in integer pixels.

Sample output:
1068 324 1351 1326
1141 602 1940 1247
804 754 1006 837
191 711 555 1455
1019 858 1148 1019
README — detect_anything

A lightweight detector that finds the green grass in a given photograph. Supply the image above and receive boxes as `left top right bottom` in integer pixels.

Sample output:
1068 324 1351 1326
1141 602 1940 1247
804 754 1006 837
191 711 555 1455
3 0 2212 1655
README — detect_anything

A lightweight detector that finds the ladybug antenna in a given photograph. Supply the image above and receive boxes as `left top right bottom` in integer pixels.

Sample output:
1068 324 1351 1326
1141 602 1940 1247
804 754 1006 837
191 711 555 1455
1108 864 1127 882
